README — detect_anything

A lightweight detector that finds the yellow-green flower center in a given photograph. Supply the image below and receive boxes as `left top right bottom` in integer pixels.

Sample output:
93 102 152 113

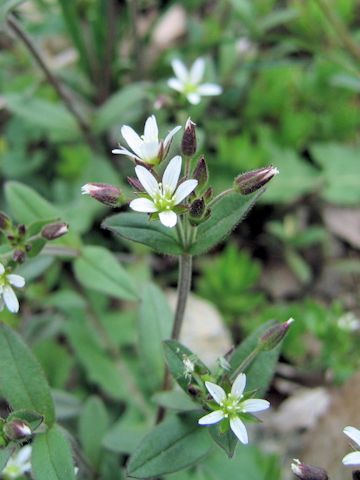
219 394 242 418
153 183 175 211
183 82 198 95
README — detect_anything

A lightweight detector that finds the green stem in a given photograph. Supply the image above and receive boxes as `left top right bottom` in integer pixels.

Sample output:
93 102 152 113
207 188 233 208
156 253 193 423
229 346 261 382
6 14 99 151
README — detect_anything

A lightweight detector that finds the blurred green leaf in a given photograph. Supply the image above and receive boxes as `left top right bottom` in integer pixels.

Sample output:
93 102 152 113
138 283 173 392
79 396 109 469
127 414 212 478
95 84 149 133
190 191 263 255
0 324 55 427
32 425 76 480
152 391 198 412
0 1 25 23
103 213 183 255
0 446 14 472
74 246 138 301
103 421 149 455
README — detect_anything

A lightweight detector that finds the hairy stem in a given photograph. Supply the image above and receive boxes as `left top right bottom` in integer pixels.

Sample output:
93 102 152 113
6 14 99 151
230 346 261 382
156 253 193 423
207 188 233 208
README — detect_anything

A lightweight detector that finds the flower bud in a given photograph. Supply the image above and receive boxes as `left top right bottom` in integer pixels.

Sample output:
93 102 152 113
182 118 197 156
291 459 328 480
203 187 213 202
127 177 144 191
234 166 279 195
189 198 206 226
41 223 69 240
0 212 11 231
81 183 124 207
3 420 32 440
259 318 294 351
12 249 25 263
17 224 26 237
192 156 209 192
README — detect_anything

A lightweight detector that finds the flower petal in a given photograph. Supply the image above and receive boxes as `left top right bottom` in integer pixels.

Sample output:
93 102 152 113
143 115 159 141
7 274 25 288
121 126 143 158
135 166 159 198
139 142 160 163
241 399 270 413
187 93 201 105
16 445 32 465
198 410 225 425
205 381 226 405
190 57 205 84
159 210 177 228
163 125 182 149
168 78 184 92
162 156 182 194
344 426 360 447
230 416 248 444
3 285 19 313
173 180 198 205
171 59 188 82
197 83 223 96
112 147 141 160
342 451 360 466
129 198 158 213
0 263 5 274
231 373 246 398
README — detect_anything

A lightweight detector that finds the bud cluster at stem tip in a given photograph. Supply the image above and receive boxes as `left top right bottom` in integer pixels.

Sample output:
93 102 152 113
81 183 125 207
234 166 279 195
181 118 197 157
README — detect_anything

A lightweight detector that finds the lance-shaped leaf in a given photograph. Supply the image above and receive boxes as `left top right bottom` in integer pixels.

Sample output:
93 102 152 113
102 213 183 256
189 191 263 255
127 413 212 478
163 340 210 393
229 321 282 396
0 446 14 473
0 324 55 426
74 246 138 301
31 425 76 480
209 426 238 459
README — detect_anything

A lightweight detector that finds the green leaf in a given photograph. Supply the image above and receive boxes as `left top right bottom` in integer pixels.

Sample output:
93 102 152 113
7 409 44 431
311 143 360 205
95 84 149 133
0 324 55 426
103 422 149 455
209 426 237 458
0 445 14 472
138 283 173 392
189 192 262 255
4 95 80 141
163 340 210 394
73 246 138 301
152 391 198 412
79 396 109 469
229 321 281 396
32 425 76 480
102 213 183 255
127 414 212 478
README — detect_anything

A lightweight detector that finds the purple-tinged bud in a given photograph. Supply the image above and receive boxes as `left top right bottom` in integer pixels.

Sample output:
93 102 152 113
291 459 328 480
192 156 209 192
182 118 197 156
234 166 279 195
127 177 145 192
13 249 25 263
18 224 26 237
25 244 32 252
4 420 32 440
203 187 213 202
189 198 206 226
41 223 69 240
259 318 294 351
81 183 125 207
187 385 201 398
0 212 11 231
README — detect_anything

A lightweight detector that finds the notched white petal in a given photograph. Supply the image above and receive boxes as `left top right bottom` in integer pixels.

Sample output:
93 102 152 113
198 410 224 425
171 59 188 82
163 156 182 194
129 198 158 213
135 166 159 197
197 83 223 96
121 125 143 158
7 274 25 288
3 285 19 313
230 416 248 444
241 399 270 413
231 373 246 398
144 115 159 141
168 78 184 92
164 126 182 148
190 57 205 84
205 381 226 405
344 426 360 447
173 180 198 205
112 147 141 160
159 210 177 228
342 451 360 466
187 93 201 105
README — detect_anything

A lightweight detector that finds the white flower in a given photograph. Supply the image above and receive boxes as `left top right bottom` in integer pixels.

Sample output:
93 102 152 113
198 372 270 444
168 58 222 105
129 155 198 228
112 115 181 165
342 426 360 466
0 263 25 313
2 445 32 479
